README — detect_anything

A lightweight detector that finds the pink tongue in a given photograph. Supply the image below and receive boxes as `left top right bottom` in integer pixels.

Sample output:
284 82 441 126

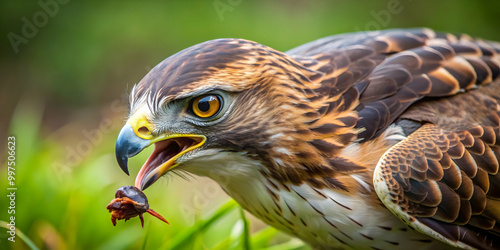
135 140 180 189
150 142 180 168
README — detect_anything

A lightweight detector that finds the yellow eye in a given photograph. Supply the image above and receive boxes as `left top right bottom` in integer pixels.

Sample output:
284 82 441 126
191 95 222 118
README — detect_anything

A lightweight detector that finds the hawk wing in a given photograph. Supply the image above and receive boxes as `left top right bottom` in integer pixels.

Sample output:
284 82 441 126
374 121 500 249
288 28 500 248
287 28 500 141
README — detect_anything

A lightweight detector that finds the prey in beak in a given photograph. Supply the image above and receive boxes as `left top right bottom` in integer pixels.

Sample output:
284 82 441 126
115 107 206 190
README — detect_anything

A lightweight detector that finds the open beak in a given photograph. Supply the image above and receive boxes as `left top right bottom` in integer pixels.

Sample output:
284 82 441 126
115 107 206 191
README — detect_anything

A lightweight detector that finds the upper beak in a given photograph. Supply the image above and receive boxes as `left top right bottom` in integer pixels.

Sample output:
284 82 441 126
115 123 151 176
115 107 206 191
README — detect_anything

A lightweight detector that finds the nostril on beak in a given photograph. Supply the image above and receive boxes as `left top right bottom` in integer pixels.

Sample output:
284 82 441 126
138 126 150 136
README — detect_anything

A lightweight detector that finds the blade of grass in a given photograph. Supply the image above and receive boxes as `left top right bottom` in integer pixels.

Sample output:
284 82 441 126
212 238 232 250
238 207 250 250
227 220 244 249
0 221 40 250
250 226 278 247
163 199 238 249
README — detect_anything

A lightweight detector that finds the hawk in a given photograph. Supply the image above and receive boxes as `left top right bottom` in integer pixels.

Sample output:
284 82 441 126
115 28 500 249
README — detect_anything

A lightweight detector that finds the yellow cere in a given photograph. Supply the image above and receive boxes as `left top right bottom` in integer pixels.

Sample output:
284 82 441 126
128 106 154 140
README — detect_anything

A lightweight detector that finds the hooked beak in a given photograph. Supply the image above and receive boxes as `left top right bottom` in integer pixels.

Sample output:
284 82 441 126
115 123 150 176
115 107 206 190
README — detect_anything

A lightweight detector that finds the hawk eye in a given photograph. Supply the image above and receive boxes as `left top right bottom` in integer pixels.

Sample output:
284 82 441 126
190 95 222 118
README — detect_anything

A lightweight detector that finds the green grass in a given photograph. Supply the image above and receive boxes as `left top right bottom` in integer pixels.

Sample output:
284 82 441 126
0 221 39 250
0 99 309 250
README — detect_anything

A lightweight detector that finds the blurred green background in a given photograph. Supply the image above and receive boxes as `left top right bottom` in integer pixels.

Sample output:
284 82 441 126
1 0 500 249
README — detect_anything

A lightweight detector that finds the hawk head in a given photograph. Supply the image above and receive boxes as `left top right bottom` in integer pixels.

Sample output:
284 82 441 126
116 38 360 191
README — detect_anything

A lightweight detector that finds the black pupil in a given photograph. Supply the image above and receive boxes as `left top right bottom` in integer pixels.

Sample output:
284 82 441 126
198 96 214 112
